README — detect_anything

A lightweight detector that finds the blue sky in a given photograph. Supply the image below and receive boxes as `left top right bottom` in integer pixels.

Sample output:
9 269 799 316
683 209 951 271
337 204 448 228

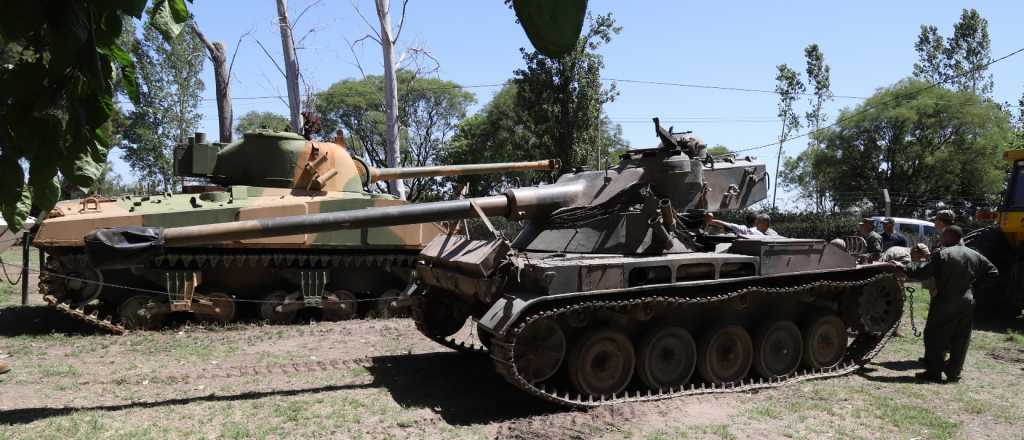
114 1 1024 208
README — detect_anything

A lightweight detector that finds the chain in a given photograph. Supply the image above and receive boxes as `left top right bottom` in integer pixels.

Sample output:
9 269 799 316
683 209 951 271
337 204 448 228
490 269 902 407
0 257 24 286
905 286 921 337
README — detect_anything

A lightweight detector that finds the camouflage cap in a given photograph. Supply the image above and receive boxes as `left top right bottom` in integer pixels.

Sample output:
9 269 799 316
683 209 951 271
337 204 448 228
930 209 955 224
913 242 930 254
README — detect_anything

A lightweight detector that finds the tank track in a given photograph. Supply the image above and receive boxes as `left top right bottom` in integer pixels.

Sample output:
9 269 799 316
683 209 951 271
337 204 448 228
43 295 127 335
409 294 489 355
488 269 900 407
40 250 418 334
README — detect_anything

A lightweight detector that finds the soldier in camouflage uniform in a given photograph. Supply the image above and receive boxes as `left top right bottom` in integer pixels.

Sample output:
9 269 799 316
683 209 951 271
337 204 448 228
905 226 999 383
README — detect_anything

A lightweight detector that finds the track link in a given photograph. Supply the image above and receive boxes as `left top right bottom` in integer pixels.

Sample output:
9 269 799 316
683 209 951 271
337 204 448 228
488 269 901 407
43 295 126 335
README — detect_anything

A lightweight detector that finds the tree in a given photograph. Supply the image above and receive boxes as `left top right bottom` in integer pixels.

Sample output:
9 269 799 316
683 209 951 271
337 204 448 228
913 25 946 84
945 9 993 95
192 22 248 143
911 9 993 95
315 71 475 201
235 111 291 136
785 79 1011 215
512 13 621 174
120 13 205 193
772 64 804 209
791 43 835 212
444 83 626 197
0 0 190 231
706 145 732 156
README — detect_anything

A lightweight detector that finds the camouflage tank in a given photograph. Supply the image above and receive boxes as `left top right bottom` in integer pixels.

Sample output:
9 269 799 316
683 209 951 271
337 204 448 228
34 130 558 333
88 119 905 406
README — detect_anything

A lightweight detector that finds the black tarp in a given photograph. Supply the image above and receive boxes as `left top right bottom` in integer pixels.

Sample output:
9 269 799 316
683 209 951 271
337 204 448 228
85 227 165 269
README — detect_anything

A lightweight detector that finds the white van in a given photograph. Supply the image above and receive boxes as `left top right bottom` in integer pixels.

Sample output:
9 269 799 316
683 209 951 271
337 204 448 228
868 216 938 247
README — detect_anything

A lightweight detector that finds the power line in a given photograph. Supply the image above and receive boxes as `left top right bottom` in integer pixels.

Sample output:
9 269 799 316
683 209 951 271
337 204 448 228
732 46 1024 154
603 77 868 99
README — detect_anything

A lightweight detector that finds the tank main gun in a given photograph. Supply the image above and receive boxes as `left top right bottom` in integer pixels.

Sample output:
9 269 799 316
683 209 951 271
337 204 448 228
366 160 560 183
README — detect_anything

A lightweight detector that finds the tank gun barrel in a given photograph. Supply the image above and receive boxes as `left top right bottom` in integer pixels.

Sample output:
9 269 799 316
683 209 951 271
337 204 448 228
368 159 560 182
84 182 584 267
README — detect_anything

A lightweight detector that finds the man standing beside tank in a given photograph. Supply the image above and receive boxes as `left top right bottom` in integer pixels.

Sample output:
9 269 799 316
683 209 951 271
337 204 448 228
880 218 908 250
904 226 999 383
858 219 883 261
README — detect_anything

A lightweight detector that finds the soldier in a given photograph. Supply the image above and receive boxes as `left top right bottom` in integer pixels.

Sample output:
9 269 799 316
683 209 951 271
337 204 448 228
905 226 999 383
858 219 883 261
930 209 955 234
704 212 763 236
754 213 780 236
880 218 908 250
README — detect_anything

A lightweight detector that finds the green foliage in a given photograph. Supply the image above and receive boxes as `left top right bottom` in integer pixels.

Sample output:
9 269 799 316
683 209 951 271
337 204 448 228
706 145 732 156
315 71 475 201
772 64 804 208
784 79 1012 215
912 9 993 95
793 44 834 212
119 14 205 193
510 12 622 175
235 111 290 136
0 0 190 232
508 0 588 59
718 211 861 240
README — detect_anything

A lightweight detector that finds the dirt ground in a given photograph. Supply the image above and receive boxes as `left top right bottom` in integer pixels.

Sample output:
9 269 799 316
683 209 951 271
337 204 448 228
0 254 1022 439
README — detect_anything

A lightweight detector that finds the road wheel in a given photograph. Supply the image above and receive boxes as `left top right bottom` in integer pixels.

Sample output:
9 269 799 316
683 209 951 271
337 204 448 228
697 324 753 384
752 320 802 378
259 291 298 324
637 326 696 390
118 295 164 330
322 290 357 321
568 328 636 397
514 318 566 383
802 313 847 369
195 292 236 324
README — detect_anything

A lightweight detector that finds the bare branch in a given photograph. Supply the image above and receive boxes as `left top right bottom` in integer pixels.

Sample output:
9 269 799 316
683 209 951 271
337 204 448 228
292 0 325 30
344 37 369 78
259 71 291 109
252 37 288 79
228 27 256 78
398 46 440 76
352 0 383 42
295 22 333 48
392 0 410 45
189 22 217 59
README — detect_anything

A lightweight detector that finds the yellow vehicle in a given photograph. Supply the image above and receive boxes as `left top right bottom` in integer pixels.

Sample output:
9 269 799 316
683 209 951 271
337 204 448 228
965 149 1024 319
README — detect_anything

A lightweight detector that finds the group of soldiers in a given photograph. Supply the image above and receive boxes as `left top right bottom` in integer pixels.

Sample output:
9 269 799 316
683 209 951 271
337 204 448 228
857 210 999 383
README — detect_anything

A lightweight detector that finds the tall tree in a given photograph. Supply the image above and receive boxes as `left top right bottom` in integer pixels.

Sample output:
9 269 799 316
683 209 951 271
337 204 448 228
275 0 303 132
120 13 205 192
513 12 621 174
0 0 190 231
945 8 993 95
799 44 833 212
913 25 946 84
772 64 804 209
912 9 993 95
784 79 1011 215
316 72 474 201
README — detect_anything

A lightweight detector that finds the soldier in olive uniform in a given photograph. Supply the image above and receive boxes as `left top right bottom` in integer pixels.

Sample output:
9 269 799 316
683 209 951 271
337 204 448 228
858 219 883 261
905 226 999 383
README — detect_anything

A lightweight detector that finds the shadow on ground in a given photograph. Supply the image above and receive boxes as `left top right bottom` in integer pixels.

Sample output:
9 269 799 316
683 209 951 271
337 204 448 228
0 305 101 336
367 351 564 425
856 366 923 384
0 350 565 426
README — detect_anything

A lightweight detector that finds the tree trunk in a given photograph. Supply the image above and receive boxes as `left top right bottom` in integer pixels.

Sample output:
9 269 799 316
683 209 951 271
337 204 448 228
191 24 232 143
276 0 302 133
375 0 405 199
772 124 787 210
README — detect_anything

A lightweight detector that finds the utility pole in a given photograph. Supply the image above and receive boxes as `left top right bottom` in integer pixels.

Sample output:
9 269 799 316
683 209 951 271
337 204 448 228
882 188 892 217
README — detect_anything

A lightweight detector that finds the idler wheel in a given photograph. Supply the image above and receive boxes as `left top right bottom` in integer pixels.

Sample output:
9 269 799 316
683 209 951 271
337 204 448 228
322 290 357 321
752 320 803 378
118 295 164 330
637 326 697 389
260 291 299 324
858 280 902 333
568 328 635 396
514 318 566 383
697 324 753 384
195 292 236 324
801 313 847 369
374 288 408 319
